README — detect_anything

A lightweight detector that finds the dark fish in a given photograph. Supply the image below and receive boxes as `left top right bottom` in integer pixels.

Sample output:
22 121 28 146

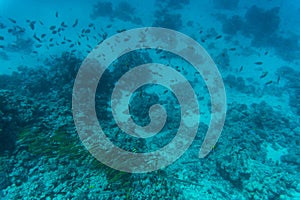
199 30 203 34
229 48 236 51
86 44 92 49
49 38 53 42
239 66 243 72
277 76 280 84
61 41 66 44
156 49 163 54
88 23 94 27
49 43 54 47
50 25 56 30
139 91 143 97
66 39 72 43
69 44 74 48
55 11 58 18
117 29 126 33
255 61 263 65
106 24 112 28
52 30 57 34
72 19 78 27
0 36 4 40
71 49 76 53
85 29 91 33
29 21 36 30
0 45 4 48
33 33 42 42
77 41 81 45
264 51 268 55
39 20 44 25
35 44 42 48
0 23 6 29
32 50 38 54
41 34 46 38
215 35 222 40
8 18 16 23
201 38 205 43
61 22 67 28
260 71 268 79
265 80 273 85
163 90 168 94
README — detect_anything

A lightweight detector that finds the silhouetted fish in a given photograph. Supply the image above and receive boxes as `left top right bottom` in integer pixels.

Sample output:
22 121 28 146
265 80 272 85
255 61 263 65
215 35 222 40
229 48 236 51
29 21 36 30
277 76 280 84
41 34 46 38
55 11 58 18
61 22 67 28
72 19 78 27
33 34 42 42
8 18 16 23
117 29 126 33
260 71 268 79
0 36 4 40
239 66 243 72
50 26 56 30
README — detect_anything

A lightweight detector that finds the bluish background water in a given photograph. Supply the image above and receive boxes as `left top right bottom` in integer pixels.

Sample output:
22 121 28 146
0 0 299 199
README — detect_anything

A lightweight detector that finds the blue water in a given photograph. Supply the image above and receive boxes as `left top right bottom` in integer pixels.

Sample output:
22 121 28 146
0 0 300 199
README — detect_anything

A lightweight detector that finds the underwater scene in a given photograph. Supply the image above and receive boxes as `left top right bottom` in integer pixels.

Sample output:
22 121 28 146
0 0 300 199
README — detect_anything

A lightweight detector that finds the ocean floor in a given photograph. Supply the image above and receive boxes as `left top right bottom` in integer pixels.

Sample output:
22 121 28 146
0 0 300 199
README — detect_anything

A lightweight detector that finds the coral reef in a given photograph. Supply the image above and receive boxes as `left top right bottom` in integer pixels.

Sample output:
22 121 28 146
218 5 300 61
90 1 142 24
213 0 239 10
153 10 183 30
90 1 113 19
